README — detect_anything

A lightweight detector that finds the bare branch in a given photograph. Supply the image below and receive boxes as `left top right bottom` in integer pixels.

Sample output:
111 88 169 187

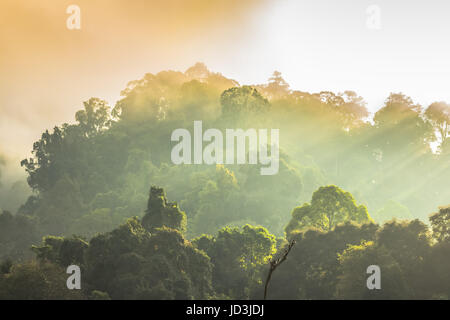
263 240 296 299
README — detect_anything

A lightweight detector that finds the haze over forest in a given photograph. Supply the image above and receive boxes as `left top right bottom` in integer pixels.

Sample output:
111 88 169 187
0 62 449 299
0 0 449 300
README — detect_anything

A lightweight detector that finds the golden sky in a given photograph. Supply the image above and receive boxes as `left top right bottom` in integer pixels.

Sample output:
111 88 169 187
0 0 269 161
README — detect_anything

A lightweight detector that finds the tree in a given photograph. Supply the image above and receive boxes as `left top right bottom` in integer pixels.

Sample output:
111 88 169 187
0 261 85 300
32 235 88 267
269 222 378 299
425 240 450 298
336 241 411 299
193 224 276 299
429 206 450 243
338 91 369 128
75 98 112 138
237 153 303 236
425 102 450 145
187 165 242 236
220 86 270 125
185 62 210 80
0 210 39 261
142 186 187 233
285 185 373 236
373 93 433 153
84 216 212 299
261 71 290 99
376 219 432 298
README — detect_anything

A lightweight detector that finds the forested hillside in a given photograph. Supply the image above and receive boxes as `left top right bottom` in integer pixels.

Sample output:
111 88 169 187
0 63 449 299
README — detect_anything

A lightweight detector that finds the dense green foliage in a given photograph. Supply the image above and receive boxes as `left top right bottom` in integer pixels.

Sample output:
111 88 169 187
0 63 449 299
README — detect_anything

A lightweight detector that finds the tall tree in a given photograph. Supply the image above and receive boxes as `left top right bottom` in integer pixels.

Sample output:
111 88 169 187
429 206 450 243
425 102 450 146
142 186 187 233
285 185 373 235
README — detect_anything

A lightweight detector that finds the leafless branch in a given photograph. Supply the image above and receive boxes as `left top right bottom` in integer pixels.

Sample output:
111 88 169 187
263 239 296 300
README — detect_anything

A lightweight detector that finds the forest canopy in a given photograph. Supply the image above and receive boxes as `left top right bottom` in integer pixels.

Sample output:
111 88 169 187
0 63 449 300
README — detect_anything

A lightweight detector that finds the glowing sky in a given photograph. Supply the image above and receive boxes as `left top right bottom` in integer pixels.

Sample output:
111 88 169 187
1 0 450 163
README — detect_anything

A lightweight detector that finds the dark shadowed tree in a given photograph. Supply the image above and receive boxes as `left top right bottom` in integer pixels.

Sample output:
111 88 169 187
142 186 187 233
193 224 276 299
429 205 450 243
